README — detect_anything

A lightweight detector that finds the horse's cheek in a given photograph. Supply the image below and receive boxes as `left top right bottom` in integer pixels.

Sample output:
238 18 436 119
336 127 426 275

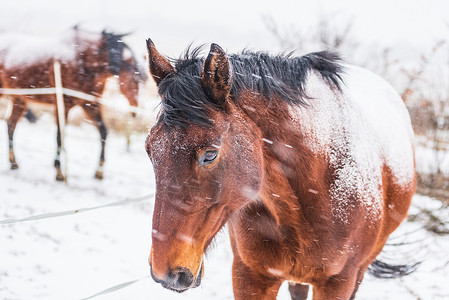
225 149 263 204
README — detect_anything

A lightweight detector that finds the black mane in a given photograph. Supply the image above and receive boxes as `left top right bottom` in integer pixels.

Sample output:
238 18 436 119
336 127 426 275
157 47 344 128
103 31 146 81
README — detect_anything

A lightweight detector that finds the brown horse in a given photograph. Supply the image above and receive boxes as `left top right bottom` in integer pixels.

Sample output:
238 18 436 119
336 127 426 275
0 27 144 180
144 40 416 299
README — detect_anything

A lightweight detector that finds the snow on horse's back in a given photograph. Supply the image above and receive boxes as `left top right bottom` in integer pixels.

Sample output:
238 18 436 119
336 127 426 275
290 65 415 224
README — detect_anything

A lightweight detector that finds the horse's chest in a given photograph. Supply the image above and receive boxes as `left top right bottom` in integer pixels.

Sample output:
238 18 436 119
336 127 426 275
230 215 303 276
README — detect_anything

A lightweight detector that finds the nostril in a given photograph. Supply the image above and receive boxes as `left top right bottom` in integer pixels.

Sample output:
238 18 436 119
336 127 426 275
168 267 194 290
150 264 197 292
176 268 194 287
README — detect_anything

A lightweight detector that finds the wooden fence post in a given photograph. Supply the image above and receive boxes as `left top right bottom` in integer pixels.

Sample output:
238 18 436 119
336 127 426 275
53 61 68 184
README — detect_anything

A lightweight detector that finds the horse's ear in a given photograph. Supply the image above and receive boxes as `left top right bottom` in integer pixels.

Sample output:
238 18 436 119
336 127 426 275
146 39 174 86
119 32 133 38
201 43 233 106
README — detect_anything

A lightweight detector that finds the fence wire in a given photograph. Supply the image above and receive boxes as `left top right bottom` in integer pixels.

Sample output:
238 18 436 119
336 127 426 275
80 276 150 300
0 193 153 225
0 87 144 114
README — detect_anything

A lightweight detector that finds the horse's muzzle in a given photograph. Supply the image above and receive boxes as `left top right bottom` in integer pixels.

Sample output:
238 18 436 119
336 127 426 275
150 264 203 293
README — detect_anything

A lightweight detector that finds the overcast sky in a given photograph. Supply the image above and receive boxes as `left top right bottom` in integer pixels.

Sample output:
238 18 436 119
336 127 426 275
1 0 448 58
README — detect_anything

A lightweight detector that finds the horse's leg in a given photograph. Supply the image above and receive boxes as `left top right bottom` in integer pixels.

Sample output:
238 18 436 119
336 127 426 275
25 108 38 123
7 98 27 169
82 104 107 180
231 255 282 300
288 282 309 300
312 271 358 300
349 269 366 300
54 100 73 181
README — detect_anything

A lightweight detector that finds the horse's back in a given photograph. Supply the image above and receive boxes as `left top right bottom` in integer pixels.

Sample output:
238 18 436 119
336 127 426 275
0 32 77 101
342 65 415 186
0 32 76 71
297 65 415 225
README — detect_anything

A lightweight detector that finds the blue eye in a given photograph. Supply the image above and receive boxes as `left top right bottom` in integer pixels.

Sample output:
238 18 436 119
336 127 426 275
200 150 218 166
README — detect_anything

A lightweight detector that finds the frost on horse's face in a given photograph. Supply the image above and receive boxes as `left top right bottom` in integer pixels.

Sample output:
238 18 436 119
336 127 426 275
145 40 264 292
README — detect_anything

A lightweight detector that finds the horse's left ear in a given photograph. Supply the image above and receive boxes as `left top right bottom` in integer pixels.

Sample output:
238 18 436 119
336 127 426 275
146 39 175 86
201 43 233 107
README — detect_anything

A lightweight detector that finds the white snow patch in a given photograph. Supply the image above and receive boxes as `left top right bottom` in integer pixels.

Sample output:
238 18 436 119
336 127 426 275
0 30 101 69
176 233 194 245
152 229 166 242
288 67 414 223
241 186 260 202
262 138 273 144
308 189 319 194
267 267 284 277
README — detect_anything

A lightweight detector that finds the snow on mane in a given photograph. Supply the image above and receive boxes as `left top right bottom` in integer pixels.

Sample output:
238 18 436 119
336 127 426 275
0 31 100 69
289 66 415 223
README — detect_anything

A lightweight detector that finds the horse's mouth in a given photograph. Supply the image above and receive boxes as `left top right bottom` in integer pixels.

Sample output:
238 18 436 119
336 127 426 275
161 282 190 293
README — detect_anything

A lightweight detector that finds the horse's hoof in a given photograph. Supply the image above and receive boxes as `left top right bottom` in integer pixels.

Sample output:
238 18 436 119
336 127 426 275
10 163 19 170
94 171 104 180
55 174 65 182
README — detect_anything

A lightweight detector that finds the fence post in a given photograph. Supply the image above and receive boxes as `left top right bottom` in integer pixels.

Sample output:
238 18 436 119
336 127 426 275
53 61 68 184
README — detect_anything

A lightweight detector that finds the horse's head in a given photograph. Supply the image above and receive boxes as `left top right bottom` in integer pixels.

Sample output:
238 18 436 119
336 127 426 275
145 40 264 292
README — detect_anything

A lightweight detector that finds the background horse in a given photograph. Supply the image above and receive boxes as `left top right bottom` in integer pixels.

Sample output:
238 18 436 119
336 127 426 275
0 27 144 180
145 40 416 300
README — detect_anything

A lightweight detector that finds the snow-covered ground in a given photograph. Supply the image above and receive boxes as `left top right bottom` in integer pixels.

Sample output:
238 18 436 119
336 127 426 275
1 114 449 300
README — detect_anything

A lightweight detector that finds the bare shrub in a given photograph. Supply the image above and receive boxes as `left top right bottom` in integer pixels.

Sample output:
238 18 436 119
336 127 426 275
263 11 358 56
264 14 449 202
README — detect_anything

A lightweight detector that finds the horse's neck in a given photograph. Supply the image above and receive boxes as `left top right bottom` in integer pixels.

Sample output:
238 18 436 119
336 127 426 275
238 93 329 236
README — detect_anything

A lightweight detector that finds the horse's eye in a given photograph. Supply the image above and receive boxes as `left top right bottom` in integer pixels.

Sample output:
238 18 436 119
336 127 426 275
199 150 218 166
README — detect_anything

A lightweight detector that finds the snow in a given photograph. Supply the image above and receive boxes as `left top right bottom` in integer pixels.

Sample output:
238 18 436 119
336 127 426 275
0 113 448 299
289 66 414 223
342 65 415 186
0 31 79 69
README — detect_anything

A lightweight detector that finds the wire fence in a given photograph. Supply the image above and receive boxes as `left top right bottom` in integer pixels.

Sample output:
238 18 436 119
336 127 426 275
0 86 144 115
0 57 147 116
80 276 150 300
0 193 153 225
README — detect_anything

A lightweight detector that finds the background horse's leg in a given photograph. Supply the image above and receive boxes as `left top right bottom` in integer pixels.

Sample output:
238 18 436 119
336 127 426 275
54 103 67 182
82 103 107 180
53 99 74 181
96 119 107 180
54 121 63 181
288 282 309 300
25 108 38 123
7 97 28 169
